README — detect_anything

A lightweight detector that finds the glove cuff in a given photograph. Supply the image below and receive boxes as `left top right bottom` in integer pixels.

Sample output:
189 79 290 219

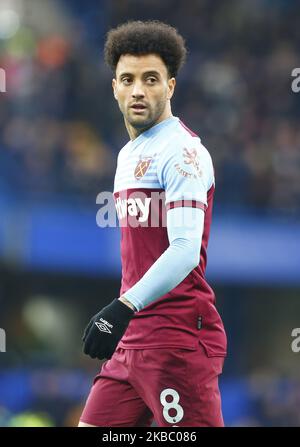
113 298 135 318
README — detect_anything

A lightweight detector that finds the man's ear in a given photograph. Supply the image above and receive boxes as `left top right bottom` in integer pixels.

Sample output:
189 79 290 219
167 77 176 100
112 78 118 100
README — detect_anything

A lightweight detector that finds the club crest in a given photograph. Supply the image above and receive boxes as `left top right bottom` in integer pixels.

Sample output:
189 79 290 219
183 148 202 177
134 157 153 179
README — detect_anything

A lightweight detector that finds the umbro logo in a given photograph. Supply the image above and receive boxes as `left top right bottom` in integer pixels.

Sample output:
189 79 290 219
95 320 112 334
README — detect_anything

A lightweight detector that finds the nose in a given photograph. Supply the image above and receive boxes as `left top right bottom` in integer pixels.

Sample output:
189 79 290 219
131 80 145 99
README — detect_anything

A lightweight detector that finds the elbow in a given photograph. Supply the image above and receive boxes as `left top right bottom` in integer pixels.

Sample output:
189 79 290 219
171 238 201 272
189 249 201 271
183 245 200 272
185 238 201 271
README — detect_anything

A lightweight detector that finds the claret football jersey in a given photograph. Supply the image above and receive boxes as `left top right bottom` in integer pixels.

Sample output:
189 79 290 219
114 116 227 356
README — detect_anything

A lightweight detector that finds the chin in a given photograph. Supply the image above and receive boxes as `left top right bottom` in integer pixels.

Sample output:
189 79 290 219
129 117 153 129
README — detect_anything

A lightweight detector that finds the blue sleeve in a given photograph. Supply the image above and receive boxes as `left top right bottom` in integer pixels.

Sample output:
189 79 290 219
157 137 214 208
123 206 204 311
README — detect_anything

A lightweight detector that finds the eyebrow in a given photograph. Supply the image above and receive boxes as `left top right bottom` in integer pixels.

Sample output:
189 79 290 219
119 70 161 78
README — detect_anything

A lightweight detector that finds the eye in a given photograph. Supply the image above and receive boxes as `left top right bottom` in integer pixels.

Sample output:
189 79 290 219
146 77 157 84
121 77 132 85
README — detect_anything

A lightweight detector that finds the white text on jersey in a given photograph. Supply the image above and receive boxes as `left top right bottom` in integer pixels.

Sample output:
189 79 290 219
115 197 151 222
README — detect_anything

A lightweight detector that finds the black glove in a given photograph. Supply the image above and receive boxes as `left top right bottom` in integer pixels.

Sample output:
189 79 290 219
82 298 135 360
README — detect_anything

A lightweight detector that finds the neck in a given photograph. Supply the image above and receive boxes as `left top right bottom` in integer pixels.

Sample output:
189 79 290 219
126 106 173 141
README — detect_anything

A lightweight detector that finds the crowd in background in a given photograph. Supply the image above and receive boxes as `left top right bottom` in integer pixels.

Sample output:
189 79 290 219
0 0 299 214
0 0 300 428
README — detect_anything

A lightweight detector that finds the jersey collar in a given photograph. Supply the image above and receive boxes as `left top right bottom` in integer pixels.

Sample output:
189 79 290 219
129 116 179 149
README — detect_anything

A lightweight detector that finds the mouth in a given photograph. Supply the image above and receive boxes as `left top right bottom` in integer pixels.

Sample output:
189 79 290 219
130 104 147 113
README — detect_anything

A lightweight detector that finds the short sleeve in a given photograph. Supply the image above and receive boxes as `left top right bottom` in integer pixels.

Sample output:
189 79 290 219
157 136 214 211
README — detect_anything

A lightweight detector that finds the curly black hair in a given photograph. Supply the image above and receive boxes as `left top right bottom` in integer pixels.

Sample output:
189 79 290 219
104 20 187 78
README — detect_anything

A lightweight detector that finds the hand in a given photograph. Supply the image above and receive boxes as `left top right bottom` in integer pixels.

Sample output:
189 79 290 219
82 298 135 360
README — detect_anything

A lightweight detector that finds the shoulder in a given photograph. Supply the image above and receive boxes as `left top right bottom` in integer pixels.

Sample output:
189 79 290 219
117 140 131 162
157 121 214 189
160 120 213 171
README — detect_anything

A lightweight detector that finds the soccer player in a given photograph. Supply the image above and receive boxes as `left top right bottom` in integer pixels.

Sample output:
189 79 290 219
79 20 227 427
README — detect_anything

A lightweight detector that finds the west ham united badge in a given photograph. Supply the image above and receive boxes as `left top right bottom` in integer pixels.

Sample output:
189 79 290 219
134 156 154 179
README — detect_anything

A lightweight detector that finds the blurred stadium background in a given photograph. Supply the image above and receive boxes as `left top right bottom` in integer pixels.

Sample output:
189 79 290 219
0 0 300 427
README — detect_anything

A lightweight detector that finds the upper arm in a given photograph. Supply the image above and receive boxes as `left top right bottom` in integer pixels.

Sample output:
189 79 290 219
157 136 214 210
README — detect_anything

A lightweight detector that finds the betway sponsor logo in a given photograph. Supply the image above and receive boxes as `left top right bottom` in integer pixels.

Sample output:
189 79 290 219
96 191 166 228
95 190 201 231
115 197 151 222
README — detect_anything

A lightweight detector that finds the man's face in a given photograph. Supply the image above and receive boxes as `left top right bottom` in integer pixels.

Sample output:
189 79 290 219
112 54 175 130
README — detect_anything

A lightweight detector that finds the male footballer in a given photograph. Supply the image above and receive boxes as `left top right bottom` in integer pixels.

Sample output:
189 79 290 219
79 20 227 427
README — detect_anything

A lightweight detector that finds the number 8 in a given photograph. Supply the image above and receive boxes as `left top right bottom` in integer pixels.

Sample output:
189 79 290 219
160 388 184 424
